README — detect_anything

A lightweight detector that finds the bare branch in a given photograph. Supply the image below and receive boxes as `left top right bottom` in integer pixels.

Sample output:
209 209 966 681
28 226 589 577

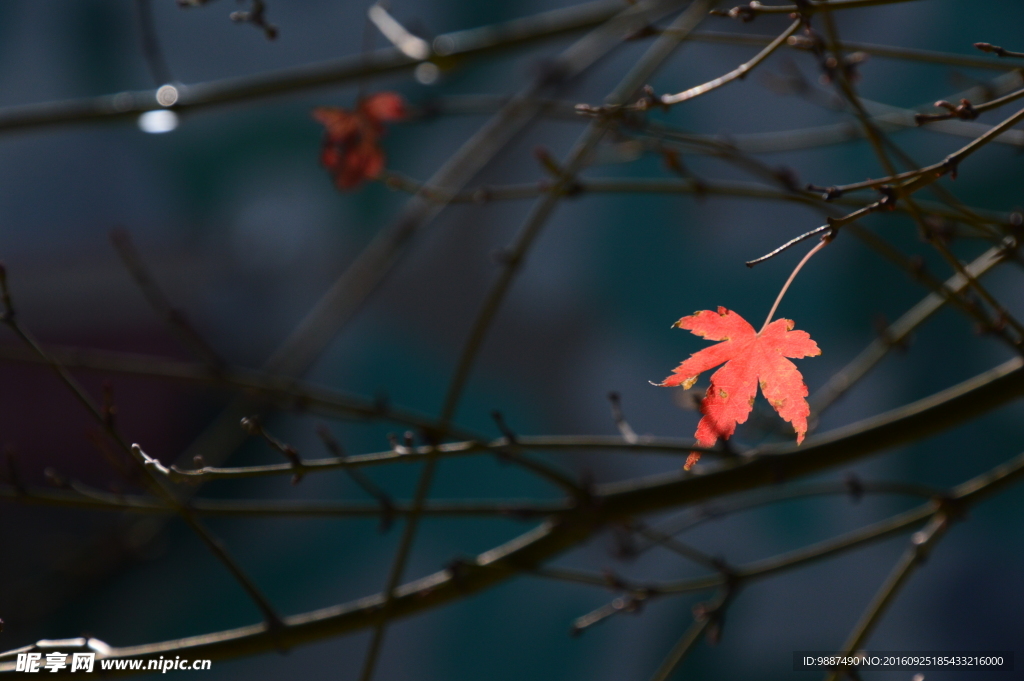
110 229 225 372
0 0 631 134
711 0 922 19
0 266 284 631
360 3 720 676
823 513 951 681
0 484 569 519
974 41 1024 59
658 19 800 106
132 0 174 85
811 244 1010 416
9 448 1019 670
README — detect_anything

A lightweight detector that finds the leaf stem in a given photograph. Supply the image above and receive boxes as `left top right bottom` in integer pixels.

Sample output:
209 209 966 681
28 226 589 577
759 237 830 334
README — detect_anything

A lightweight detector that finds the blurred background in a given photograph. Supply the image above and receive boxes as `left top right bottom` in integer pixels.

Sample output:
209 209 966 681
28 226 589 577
0 0 1022 678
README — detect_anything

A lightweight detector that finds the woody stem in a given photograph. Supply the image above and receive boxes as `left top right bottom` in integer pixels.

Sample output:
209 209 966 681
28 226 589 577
760 238 830 334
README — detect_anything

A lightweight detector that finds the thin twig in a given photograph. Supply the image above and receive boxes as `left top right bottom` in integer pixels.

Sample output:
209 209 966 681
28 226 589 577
631 478 942 557
385 172 1015 231
110 228 225 371
823 513 951 681
686 31 1024 71
166 436 718 479
358 2 713 677
571 589 655 634
760 238 830 332
0 0 632 134
3 4 1004 142
608 392 639 443
0 484 570 519
367 4 430 60
659 19 801 106
712 0 922 18
576 17 800 113
133 0 174 86
748 103 1024 318
624 80 1024 354
974 42 1024 59
631 520 728 571
648 588 736 681
810 244 1010 416
176 0 677 491
4 428 1023 669
816 18 1024 346
0 266 283 630
745 224 832 267
316 425 397 530
926 237 1024 344
240 416 306 483
229 0 278 40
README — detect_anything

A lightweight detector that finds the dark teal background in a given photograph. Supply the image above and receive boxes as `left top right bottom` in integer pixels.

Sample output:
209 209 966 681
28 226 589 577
0 1 1022 679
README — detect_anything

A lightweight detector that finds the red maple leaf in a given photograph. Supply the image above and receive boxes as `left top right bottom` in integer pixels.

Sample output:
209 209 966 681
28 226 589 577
312 92 406 190
657 306 821 469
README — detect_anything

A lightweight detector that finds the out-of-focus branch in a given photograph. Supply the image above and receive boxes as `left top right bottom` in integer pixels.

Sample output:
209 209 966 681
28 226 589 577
648 69 1024 154
0 268 283 630
648 588 735 681
0 3 1004 137
0 0 631 134
383 172 1017 231
177 0 687 491
748 99 1024 275
811 244 1011 417
110 229 225 372
823 513 951 681
974 42 1024 59
360 3 720 677
0 485 570 519
0 343 456 431
632 478 942 556
132 0 174 86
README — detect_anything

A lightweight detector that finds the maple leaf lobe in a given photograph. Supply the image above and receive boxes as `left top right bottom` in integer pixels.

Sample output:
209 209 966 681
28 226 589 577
657 307 820 468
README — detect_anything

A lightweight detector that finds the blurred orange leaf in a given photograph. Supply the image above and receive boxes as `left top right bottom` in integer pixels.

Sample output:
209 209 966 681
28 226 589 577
313 92 406 190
